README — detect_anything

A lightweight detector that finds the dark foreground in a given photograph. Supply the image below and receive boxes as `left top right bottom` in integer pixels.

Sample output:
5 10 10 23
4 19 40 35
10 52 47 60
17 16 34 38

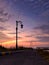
0 49 49 65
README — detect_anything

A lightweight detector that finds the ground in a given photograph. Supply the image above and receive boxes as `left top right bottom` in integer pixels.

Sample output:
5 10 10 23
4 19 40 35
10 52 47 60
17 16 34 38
0 49 49 65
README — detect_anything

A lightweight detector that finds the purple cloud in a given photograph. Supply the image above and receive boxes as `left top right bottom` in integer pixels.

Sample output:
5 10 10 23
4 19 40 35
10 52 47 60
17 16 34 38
36 36 49 42
34 24 49 34
0 26 6 30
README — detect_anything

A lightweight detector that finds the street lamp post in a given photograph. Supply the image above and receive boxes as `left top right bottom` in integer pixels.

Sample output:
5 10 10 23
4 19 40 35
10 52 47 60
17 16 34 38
16 21 23 50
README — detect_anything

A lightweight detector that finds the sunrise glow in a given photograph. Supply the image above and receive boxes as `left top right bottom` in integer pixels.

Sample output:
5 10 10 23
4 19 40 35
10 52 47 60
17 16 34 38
0 0 49 48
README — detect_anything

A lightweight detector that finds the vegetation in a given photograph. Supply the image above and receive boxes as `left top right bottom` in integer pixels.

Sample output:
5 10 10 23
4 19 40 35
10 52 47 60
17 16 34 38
0 46 33 52
0 46 8 52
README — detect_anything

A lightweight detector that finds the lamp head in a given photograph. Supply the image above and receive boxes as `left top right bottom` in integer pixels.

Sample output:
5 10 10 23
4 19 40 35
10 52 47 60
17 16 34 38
21 24 23 28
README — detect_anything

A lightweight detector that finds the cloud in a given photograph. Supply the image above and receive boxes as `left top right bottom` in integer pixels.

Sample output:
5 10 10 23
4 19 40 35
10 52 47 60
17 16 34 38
0 9 4 15
0 32 10 40
0 9 8 16
25 35 33 38
36 36 49 42
24 0 34 2
34 24 49 42
18 36 22 39
24 40 37 43
0 8 11 22
6 0 49 17
8 32 16 34
0 26 6 30
28 0 49 15
34 24 49 34
0 18 8 22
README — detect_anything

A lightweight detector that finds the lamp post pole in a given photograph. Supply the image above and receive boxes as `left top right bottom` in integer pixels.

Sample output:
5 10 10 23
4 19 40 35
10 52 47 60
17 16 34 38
16 21 23 50
16 21 18 50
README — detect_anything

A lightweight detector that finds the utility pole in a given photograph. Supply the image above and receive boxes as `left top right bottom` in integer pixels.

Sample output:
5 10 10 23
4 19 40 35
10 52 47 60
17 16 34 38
16 21 23 50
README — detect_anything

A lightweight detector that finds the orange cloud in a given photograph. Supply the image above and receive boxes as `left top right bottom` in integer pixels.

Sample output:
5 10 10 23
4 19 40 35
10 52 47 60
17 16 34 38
2 40 16 48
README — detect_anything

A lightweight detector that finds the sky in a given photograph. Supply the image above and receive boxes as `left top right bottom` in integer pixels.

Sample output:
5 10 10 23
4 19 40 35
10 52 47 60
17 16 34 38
0 0 49 48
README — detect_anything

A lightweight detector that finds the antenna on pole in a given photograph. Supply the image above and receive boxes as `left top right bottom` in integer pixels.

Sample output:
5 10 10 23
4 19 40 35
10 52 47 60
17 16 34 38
16 21 23 50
